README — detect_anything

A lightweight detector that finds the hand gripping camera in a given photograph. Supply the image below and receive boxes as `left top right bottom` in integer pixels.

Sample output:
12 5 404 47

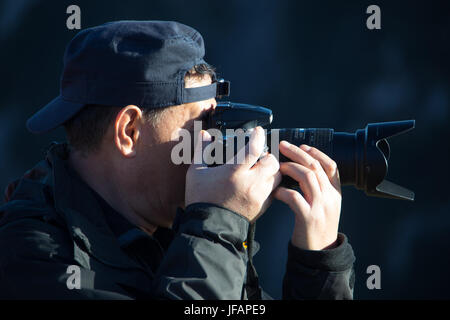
206 102 415 201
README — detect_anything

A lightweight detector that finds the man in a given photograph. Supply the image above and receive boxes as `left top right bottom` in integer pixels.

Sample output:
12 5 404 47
0 20 355 299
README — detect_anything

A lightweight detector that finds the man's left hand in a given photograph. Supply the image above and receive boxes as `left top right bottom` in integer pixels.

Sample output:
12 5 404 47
274 141 342 251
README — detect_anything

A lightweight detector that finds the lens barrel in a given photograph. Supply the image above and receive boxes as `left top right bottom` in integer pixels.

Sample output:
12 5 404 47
268 120 415 200
270 128 359 186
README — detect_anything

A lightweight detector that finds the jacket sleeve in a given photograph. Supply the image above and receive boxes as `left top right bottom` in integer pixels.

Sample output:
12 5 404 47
282 233 356 300
152 203 250 299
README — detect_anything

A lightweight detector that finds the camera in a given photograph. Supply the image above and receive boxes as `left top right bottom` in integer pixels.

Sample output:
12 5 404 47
206 101 415 201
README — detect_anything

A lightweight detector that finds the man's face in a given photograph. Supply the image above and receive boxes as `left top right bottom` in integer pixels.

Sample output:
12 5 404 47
133 75 216 227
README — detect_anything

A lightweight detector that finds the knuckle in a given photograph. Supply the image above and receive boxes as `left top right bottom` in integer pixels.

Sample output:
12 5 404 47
279 161 289 173
267 154 280 170
328 160 338 173
304 170 316 182
286 190 300 203
265 153 275 161
310 159 321 171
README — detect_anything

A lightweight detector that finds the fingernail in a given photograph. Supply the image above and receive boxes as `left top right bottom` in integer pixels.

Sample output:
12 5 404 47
301 144 311 151
280 140 290 147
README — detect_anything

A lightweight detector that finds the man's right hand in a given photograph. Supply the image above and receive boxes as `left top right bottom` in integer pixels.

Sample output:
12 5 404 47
185 127 282 222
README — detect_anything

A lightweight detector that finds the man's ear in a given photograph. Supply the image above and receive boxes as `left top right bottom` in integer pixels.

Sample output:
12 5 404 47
114 105 143 157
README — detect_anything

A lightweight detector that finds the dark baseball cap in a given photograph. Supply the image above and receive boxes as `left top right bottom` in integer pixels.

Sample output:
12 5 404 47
26 20 230 134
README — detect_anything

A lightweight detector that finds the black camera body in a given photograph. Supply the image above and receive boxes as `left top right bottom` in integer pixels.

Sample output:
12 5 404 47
206 101 415 201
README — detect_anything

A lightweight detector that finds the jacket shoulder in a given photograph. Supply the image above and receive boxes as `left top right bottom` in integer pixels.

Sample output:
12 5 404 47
0 188 65 226
0 203 78 297
0 203 73 263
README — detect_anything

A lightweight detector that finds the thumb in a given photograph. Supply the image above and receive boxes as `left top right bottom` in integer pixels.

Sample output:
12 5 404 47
191 129 212 168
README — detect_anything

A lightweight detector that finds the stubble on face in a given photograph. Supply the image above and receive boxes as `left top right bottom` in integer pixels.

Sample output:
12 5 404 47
135 75 216 227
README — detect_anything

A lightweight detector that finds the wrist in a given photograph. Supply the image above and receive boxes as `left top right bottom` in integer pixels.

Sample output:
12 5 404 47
291 232 339 251
320 237 339 250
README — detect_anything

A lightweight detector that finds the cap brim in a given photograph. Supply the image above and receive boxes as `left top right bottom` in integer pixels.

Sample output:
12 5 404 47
26 96 85 134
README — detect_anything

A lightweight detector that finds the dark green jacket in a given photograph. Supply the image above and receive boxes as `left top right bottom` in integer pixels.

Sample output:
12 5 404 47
0 143 355 299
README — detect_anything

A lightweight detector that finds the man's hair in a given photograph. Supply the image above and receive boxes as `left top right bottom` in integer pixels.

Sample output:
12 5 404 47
64 63 216 154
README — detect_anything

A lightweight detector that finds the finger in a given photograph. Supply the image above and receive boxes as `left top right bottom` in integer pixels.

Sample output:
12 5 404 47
274 187 310 215
229 126 266 170
280 162 321 203
279 141 329 191
300 145 340 190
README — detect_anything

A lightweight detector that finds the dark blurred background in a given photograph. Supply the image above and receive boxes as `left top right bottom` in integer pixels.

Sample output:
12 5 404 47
1 0 449 299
